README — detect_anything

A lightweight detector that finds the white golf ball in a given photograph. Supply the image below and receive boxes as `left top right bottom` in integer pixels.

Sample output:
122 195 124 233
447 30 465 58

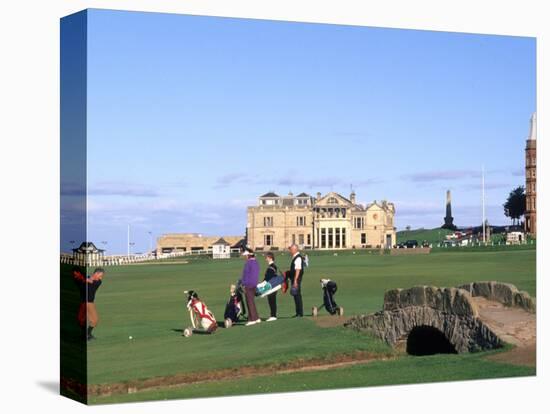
129 336 133 340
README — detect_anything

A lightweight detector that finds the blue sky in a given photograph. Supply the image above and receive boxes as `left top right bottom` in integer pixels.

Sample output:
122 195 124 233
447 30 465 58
79 9 535 254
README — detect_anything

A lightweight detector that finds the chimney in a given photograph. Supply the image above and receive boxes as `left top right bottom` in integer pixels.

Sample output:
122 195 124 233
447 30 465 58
316 192 321 201
350 191 356 204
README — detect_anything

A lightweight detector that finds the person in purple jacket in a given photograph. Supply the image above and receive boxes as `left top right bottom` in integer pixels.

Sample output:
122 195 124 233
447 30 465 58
240 247 261 326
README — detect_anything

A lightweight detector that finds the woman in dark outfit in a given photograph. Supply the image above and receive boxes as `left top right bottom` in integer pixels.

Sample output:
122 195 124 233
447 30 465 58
264 252 279 321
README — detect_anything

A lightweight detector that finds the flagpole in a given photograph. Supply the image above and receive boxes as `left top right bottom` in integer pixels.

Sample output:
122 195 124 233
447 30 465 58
482 165 486 244
127 224 130 258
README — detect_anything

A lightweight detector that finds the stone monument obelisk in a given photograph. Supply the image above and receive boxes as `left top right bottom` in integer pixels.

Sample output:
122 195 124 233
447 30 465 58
442 190 457 230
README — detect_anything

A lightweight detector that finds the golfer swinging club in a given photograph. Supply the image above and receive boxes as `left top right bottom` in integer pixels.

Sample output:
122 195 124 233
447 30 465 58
287 243 304 317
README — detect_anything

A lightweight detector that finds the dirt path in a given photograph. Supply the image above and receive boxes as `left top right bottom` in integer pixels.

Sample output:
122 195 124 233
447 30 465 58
87 351 395 397
313 315 348 328
473 297 536 367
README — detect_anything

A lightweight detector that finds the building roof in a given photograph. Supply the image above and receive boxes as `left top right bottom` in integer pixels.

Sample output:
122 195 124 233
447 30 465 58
231 238 247 249
366 200 395 211
260 192 279 198
317 191 353 205
296 192 311 197
72 241 104 253
212 238 231 246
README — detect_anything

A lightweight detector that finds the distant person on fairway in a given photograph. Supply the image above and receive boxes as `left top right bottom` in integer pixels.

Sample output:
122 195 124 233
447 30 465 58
263 252 279 321
240 247 261 326
287 244 305 317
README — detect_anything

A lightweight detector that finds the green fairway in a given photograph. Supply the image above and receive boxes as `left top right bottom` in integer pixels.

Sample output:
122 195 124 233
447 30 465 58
61 246 535 402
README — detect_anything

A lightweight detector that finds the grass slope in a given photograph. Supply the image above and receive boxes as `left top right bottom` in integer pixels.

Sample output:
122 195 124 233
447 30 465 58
91 349 535 404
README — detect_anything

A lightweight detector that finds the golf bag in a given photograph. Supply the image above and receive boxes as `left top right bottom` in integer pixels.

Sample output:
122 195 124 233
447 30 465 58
224 283 246 323
185 290 217 333
256 274 284 297
320 279 340 315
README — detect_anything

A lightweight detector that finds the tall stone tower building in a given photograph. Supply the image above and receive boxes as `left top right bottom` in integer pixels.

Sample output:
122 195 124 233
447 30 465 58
525 112 537 235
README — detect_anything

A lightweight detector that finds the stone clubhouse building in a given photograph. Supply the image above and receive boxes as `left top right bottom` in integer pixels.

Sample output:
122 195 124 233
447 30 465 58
155 190 396 254
247 191 396 250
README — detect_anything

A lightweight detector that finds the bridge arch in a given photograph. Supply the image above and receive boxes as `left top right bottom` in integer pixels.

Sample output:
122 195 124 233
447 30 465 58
406 325 457 356
345 285 503 353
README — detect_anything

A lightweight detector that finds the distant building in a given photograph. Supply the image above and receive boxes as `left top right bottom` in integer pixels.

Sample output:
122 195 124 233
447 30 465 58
72 242 104 266
156 233 243 255
247 191 396 250
212 238 231 259
507 231 526 245
525 112 537 235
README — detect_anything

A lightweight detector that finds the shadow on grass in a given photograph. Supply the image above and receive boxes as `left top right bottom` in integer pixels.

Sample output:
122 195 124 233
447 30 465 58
170 328 214 335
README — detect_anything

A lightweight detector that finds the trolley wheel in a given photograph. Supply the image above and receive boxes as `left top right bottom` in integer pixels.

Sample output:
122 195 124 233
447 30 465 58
224 318 233 329
312 306 318 317
183 327 193 337
338 307 344 316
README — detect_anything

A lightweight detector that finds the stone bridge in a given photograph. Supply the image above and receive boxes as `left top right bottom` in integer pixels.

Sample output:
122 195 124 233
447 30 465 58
344 281 535 354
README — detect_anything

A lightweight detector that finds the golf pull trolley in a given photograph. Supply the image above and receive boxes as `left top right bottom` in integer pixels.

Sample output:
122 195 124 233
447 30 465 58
312 279 343 317
223 282 247 329
183 290 218 338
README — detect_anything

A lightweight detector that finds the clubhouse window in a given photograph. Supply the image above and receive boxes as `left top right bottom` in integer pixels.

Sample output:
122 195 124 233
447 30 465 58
321 228 327 248
264 234 273 246
299 234 304 245
361 233 367 244
342 228 346 248
263 216 274 227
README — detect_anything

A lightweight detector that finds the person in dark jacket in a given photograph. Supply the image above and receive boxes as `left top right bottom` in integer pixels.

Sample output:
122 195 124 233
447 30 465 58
263 252 279 321
239 247 261 326
287 244 305 317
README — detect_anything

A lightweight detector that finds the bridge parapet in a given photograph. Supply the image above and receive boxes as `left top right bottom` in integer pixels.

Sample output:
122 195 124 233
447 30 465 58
457 281 535 313
383 286 478 317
